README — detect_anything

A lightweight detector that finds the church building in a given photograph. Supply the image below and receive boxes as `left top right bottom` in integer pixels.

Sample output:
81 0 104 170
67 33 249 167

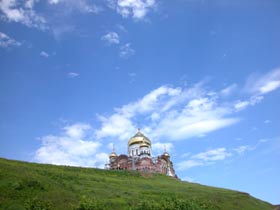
106 129 177 178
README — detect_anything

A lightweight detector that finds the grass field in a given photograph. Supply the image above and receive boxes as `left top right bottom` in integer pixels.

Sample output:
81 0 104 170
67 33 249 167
0 158 274 210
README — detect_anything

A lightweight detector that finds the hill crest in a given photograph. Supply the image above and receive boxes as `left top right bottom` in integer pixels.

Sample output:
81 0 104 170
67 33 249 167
0 158 274 210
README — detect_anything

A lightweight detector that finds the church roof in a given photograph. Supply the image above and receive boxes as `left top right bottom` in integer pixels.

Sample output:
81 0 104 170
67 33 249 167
128 129 151 146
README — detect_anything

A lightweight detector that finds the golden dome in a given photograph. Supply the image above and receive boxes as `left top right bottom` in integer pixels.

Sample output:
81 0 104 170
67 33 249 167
140 142 149 148
109 151 117 158
128 129 151 146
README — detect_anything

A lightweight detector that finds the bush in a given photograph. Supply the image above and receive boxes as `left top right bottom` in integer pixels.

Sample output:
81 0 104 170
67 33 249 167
75 198 109 210
131 198 215 210
24 198 52 210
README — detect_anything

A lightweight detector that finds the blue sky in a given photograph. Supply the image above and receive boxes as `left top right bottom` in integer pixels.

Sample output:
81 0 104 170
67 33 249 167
1 0 280 205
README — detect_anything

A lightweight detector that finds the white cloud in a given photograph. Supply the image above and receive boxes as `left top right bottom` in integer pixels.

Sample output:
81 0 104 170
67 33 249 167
192 148 231 161
48 0 101 14
101 32 120 45
259 80 280 94
177 159 203 170
0 32 21 48
45 0 102 39
64 123 91 139
96 114 136 140
234 95 263 111
155 118 238 141
25 0 36 9
95 85 241 142
234 100 250 111
95 86 181 140
94 69 278 143
33 70 279 168
152 96 238 140
108 0 156 19
177 147 231 171
0 0 47 29
245 68 280 95
233 145 253 155
119 43 135 58
34 123 107 168
48 0 60 4
233 139 269 155
119 86 181 116
220 84 237 96
68 72 79 78
152 142 173 154
177 141 269 172
40 51 49 58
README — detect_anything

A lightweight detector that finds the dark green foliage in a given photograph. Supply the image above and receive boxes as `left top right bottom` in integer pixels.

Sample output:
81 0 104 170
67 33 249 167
0 158 273 210
130 198 219 210
24 198 52 210
75 198 110 210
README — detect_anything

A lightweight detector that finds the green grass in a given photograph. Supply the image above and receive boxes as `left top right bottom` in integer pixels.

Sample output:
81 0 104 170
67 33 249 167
0 158 274 210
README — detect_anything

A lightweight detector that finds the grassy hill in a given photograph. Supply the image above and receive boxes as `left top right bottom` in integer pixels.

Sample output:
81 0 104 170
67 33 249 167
0 158 274 210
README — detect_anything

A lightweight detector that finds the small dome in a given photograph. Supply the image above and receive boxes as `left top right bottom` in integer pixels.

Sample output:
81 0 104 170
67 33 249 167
163 151 170 158
128 129 151 146
109 151 117 158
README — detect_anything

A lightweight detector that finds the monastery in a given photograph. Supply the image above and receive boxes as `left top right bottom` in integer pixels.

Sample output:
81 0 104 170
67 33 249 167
106 129 177 178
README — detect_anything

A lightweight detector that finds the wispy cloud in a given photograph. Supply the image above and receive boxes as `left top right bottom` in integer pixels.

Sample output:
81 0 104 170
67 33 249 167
85 69 279 144
67 72 79 78
233 145 254 155
40 51 49 58
0 0 101 36
108 0 156 19
171 137 271 171
33 69 278 168
0 32 21 48
244 68 280 95
48 0 102 14
177 159 204 171
128 72 136 84
94 66 280 144
233 95 263 111
101 32 120 45
177 147 231 171
119 43 135 58
95 84 240 142
220 84 237 97
193 148 232 161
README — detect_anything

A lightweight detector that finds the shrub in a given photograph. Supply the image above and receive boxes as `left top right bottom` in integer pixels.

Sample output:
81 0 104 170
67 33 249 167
75 198 109 210
24 198 52 210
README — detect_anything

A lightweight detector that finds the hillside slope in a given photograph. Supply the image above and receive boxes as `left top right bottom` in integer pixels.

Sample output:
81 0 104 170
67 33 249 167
0 158 274 210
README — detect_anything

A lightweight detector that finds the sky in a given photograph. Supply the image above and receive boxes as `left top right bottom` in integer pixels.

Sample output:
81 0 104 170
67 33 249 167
0 0 280 205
